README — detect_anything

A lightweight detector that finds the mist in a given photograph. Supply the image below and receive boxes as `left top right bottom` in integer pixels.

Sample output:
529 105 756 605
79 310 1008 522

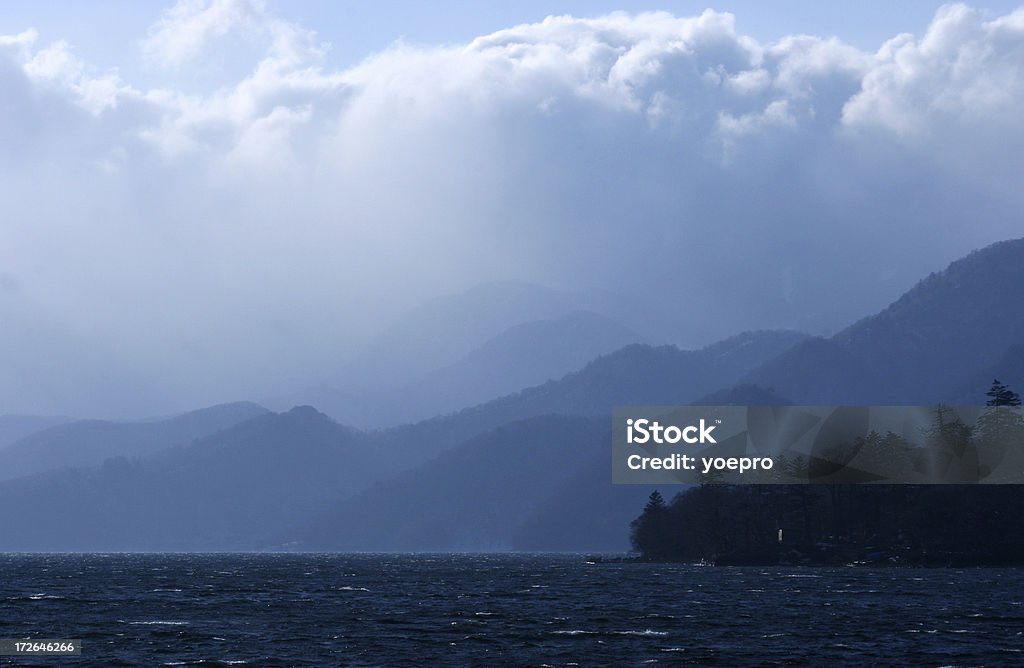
2 2 1023 417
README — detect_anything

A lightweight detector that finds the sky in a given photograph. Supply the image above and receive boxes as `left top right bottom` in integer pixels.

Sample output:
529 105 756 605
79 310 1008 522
1 1 1023 418
3 2 1022 75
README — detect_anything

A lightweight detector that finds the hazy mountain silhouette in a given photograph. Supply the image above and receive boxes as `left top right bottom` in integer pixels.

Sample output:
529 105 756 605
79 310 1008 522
300 384 791 552
741 337 882 404
2 239 1023 551
0 414 72 450
0 406 375 550
370 329 809 472
294 416 609 551
279 310 643 428
511 383 790 551
0 330 804 550
314 239 1024 552
334 281 584 391
263 385 386 432
510 449 658 552
392 310 643 421
0 402 269 481
745 238 1024 404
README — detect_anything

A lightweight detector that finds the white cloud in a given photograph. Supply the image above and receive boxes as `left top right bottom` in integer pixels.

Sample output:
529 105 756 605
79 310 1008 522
142 0 325 69
843 3 1024 134
143 0 263 66
13 38 134 115
718 99 796 141
0 29 37 55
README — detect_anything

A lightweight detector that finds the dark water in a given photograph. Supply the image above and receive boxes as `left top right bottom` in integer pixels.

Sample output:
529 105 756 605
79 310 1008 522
2 554 1023 667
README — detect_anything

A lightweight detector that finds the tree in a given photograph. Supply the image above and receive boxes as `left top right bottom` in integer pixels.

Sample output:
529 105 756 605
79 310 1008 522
986 379 1022 407
643 490 666 513
629 491 671 557
977 379 1024 481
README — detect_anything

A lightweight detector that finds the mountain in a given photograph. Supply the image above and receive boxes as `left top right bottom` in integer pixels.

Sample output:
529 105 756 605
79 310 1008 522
279 310 643 428
510 450 658 552
294 415 609 551
274 330 807 476
741 337 883 404
388 310 643 423
167 238 1024 554
745 238 1024 404
5 239 1024 553
300 383 792 553
0 407 375 551
0 414 72 450
370 329 809 472
334 281 583 391
264 385 389 432
0 329 805 551
510 384 792 552
693 384 793 406
0 402 270 481
955 343 1024 404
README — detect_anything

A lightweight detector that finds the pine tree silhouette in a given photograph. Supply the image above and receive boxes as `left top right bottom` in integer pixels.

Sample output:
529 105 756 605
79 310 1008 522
986 379 1022 407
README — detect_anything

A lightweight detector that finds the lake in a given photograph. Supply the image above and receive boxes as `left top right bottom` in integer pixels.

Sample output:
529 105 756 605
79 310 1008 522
2 553 1023 666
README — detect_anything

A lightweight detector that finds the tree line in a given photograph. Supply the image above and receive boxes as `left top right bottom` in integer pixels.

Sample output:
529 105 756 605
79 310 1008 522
630 380 1024 565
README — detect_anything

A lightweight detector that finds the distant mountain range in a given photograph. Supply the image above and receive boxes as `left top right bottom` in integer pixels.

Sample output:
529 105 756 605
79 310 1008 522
332 281 588 391
274 310 645 428
295 415 610 551
0 402 268 481
0 407 372 550
0 414 72 450
297 384 791 553
0 330 805 551
0 238 1022 551
367 329 809 474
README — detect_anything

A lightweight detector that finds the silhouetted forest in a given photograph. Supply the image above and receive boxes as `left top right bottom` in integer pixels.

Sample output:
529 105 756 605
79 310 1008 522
630 380 1024 566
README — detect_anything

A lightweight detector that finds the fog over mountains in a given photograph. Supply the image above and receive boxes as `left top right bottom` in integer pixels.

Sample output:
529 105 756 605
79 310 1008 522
0 414 71 450
270 300 645 428
0 402 268 482
3 4 1024 417
1 238 1022 551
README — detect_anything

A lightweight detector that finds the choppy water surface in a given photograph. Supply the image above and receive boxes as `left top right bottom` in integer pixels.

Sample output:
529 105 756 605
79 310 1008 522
2 553 1023 666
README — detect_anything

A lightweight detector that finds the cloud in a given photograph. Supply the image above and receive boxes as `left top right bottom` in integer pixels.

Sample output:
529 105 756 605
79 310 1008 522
844 4 1024 134
1 2 1023 416
142 0 325 72
145 0 261 65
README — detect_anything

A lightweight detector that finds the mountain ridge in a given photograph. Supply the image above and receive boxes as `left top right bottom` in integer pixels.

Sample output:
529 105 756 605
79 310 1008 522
745 238 1024 404
0 401 270 481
